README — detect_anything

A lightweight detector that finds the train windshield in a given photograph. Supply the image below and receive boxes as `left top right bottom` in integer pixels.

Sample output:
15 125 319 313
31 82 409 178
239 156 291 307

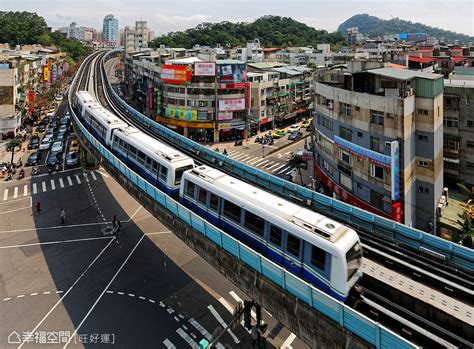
346 242 362 281
174 165 194 186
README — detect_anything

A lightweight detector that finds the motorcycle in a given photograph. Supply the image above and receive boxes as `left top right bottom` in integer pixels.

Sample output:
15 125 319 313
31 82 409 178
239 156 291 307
18 169 25 180
16 158 22 168
32 166 40 175
48 167 53 175
234 140 243 146
5 173 13 181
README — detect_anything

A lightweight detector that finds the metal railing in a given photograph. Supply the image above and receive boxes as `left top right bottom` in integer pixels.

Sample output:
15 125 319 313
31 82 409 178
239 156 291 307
69 54 417 349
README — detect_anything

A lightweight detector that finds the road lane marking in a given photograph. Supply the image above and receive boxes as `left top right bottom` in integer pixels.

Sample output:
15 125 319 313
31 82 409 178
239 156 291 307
278 166 290 174
75 174 81 184
285 168 294 175
254 159 269 167
0 236 114 249
231 153 246 160
272 164 286 173
163 339 176 349
13 187 18 199
267 163 281 170
50 179 56 190
67 176 73 186
282 333 297 348
32 183 37 194
244 156 258 163
83 173 89 182
42 181 47 192
18 238 116 348
23 185 28 196
3 189 8 201
248 158 263 165
176 328 199 348
59 178 64 188
207 304 240 344
62 235 145 348
91 172 97 181
228 291 267 321
262 161 275 168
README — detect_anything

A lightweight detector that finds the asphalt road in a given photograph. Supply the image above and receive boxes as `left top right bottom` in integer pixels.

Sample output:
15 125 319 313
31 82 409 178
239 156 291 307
0 102 308 348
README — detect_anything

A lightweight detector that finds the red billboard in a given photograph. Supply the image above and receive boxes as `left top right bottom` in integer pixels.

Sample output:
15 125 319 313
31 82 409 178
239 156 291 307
245 82 251 108
28 90 35 113
219 83 246 89
161 65 191 84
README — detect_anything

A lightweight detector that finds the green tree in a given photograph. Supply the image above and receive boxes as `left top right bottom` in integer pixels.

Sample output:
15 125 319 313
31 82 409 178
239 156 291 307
288 153 308 185
457 210 473 248
6 137 22 164
0 11 49 46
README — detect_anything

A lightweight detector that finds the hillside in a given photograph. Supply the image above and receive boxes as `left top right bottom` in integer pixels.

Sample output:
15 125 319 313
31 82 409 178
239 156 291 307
337 14 474 43
149 15 345 49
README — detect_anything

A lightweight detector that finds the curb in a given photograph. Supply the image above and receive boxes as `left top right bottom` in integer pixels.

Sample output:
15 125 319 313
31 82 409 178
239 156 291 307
266 134 312 157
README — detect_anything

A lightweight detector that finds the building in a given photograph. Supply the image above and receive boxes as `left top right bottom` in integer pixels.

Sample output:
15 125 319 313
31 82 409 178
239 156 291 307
236 40 264 63
347 27 364 45
68 22 81 40
103 14 119 48
442 78 474 186
124 21 153 53
313 64 444 232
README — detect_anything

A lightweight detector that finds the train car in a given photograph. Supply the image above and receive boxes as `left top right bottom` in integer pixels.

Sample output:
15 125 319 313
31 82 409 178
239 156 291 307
74 90 96 120
81 103 128 146
112 127 194 196
180 165 363 301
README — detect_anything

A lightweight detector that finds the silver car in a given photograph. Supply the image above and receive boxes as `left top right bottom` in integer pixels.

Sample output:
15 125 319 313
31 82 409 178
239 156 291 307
66 151 79 167
51 141 63 153
39 137 53 150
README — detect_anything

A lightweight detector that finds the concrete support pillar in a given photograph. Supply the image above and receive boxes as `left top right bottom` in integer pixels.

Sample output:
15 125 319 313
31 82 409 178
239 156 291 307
213 129 220 143
183 127 189 137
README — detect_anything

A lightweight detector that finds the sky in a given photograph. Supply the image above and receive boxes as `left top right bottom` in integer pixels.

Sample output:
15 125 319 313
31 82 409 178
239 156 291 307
3 0 474 37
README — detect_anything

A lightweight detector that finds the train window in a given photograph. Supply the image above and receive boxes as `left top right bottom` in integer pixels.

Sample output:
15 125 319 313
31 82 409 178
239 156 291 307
160 166 168 181
137 151 146 165
311 245 326 270
286 234 301 258
146 157 152 170
269 225 282 246
244 211 264 236
175 165 193 186
198 187 207 205
152 161 158 173
223 200 241 223
209 194 219 211
346 242 362 281
186 181 195 198
129 146 137 159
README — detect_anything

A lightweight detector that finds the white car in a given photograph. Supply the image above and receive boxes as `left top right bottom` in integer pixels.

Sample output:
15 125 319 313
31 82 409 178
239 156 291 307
51 141 63 153
39 138 52 150
46 112 55 118
55 95 63 101
288 124 301 133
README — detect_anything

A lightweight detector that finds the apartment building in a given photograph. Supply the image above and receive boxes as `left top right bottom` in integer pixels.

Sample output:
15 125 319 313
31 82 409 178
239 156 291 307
124 21 154 53
313 64 444 232
236 40 264 63
103 14 119 48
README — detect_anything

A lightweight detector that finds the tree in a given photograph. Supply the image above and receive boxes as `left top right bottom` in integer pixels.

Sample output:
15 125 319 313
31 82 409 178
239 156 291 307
287 153 308 185
6 137 21 164
457 210 473 248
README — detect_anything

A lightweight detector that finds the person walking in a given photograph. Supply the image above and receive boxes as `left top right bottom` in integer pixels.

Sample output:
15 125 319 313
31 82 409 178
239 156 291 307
112 215 121 236
223 148 228 156
60 208 66 224
35 201 41 214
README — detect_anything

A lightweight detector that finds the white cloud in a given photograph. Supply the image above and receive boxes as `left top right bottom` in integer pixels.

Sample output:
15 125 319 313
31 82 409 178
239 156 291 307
151 13 212 34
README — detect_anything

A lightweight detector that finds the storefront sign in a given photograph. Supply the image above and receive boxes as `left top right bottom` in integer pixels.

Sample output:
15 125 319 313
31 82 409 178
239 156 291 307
217 63 246 83
43 66 49 82
219 83 246 89
245 82 251 108
334 135 391 167
218 112 233 120
218 98 245 111
28 90 35 113
161 65 191 84
165 107 197 121
391 201 402 222
194 62 216 76
390 140 400 201
148 87 154 110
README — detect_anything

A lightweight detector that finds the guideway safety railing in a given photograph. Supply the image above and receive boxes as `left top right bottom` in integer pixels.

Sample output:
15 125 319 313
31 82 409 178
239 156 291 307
72 53 417 349
102 50 473 274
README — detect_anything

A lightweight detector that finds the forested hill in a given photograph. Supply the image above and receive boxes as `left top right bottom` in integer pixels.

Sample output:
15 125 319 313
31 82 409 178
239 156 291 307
149 16 345 49
337 14 474 43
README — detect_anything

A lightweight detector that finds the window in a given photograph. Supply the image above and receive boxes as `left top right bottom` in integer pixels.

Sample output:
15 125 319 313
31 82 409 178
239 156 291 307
152 161 158 173
338 164 352 177
286 234 301 257
418 160 429 168
198 187 207 205
340 103 352 118
223 200 241 223
322 159 333 175
370 190 384 208
346 242 362 280
321 117 333 130
418 186 429 195
339 126 352 142
417 108 429 115
146 157 152 170
244 211 265 236
418 135 428 142
186 181 195 198
175 165 193 185
467 120 474 128
129 145 137 159
137 151 146 165
444 138 459 151
311 245 326 269
371 163 384 180
209 194 219 211
467 141 474 148
444 115 459 128
339 149 352 166
355 106 360 112
370 136 383 153
269 225 282 246
340 172 352 191
370 110 384 126
467 162 474 170
160 166 168 181
357 131 363 138
444 162 459 171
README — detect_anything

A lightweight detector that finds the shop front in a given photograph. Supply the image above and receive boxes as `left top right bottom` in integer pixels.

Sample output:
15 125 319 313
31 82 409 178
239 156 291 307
218 120 246 142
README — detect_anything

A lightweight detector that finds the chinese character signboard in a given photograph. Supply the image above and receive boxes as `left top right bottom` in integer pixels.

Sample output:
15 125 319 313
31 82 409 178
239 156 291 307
217 63 246 83
194 62 216 76
390 140 400 201
334 135 391 167
161 65 191 84
218 98 245 111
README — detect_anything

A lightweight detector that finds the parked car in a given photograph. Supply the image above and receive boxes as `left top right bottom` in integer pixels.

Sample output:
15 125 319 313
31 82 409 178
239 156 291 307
60 117 69 126
54 133 65 142
59 125 68 134
49 121 58 130
45 128 55 138
288 124 301 133
26 151 42 166
36 123 46 133
66 151 79 167
306 125 314 132
27 137 40 149
51 141 64 154
288 131 304 141
46 112 55 118
68 139 80 152
39 137 53 150
47 152 63 167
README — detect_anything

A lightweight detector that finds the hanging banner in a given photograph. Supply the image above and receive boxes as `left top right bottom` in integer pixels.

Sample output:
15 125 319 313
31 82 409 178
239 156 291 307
161 65 191 84
28 90 35 113
194 62 216 76
390 140 400 201
148 87 154 110
43 66 49 82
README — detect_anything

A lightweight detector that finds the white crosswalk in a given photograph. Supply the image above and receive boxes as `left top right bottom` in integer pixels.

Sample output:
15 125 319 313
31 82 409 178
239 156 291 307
226 150 295 176
1 171 100 201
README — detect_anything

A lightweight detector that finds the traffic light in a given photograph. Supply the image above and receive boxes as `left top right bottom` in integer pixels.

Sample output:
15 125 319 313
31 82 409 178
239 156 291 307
243 300 252 330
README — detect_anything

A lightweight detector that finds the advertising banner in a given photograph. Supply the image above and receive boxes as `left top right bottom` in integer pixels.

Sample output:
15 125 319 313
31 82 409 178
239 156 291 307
43 66 49 82
218 112 233 121
390 140 400 201
217 63 246 83
148 87 154 110
218 98 245 111
334 135 391 167
165 107 197 121
391 201 402 223
161 65 191 84
52 65 58 82
28 90 35 113
48 59 53 83
194 62 216 76
245 82 251 108
219 83 246 89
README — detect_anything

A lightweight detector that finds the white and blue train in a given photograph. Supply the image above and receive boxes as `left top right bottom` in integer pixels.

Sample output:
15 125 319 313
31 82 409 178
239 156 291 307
73 91 195 196
180 166 363 301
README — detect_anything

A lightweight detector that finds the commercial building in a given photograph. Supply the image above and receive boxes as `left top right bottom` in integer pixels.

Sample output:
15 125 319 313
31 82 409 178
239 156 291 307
103 14 119 48
124 21 154 53
236 40 264 63
313 64 444 232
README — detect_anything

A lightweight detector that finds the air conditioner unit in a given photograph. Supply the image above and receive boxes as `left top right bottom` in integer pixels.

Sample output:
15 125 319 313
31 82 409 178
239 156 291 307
327 101 333 110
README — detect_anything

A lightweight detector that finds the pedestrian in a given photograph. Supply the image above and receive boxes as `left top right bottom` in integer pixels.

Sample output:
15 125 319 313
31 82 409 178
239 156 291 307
112 215 121 235
223 148 228 156
35 201 41 214
60 208 66 224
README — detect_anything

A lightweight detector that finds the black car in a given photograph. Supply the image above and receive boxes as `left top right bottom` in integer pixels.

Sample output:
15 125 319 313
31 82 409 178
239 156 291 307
49 121 58 129
28 137 40 149
37 124 46 132
288 131 304 141
26 151 42 166
60 118 70 126
306 125 314 132
47 152 63 167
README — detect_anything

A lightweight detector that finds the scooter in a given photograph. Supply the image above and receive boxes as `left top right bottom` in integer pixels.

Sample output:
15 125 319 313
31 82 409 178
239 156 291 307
234 140 243 146
18 170 25 180
32 166 40 175
5 173 13 181
16 158 22 168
